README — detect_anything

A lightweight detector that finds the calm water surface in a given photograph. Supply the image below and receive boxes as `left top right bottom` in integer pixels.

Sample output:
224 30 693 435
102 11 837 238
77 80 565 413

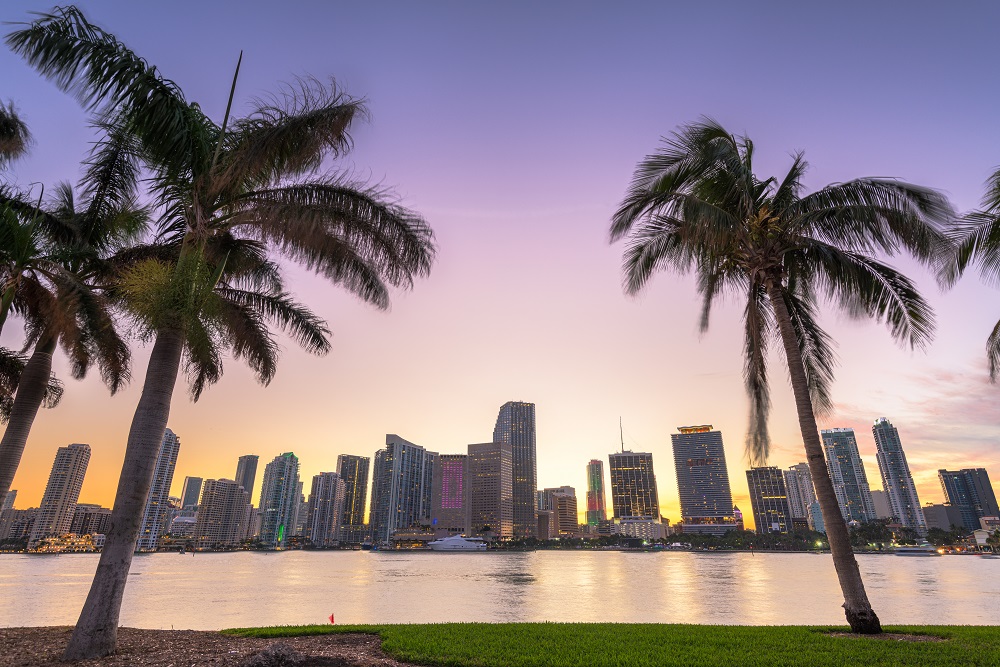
1 551 998 629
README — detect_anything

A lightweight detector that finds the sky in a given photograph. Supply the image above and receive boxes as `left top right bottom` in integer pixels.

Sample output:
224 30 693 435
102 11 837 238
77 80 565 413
2 1 999 530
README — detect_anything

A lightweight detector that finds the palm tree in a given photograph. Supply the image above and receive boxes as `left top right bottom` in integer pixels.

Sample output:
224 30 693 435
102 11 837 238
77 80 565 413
0 100 30 165
940 169 1000 380
610 119 952 633
0 181 135 511
9 6 435 659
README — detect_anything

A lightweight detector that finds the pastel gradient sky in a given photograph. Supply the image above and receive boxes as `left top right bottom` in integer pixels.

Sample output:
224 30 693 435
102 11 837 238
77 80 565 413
3 1 999 529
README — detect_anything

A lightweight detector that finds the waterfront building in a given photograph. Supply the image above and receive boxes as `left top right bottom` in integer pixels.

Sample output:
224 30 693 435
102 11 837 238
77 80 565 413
543 486 578 536
616 516 665 541
431 454 468 536
608 451 659 520
70 504 112 536
870 490 893 519
820 428 876 523
1 490 15 512
180 475 202 509
169 515 197 538
336 454 370 544
136 429 181 551
872 418 926 533
193 479 249 549
0 507 36 541
537 510 554 539
671 426 736 535
938 468 1000 532
923 503 965 532
586 460 607 526
809 500 825 533
259 452 301 548
305 472 346 547
293 482 307 536
493 401 537 539
746 467 793 534
29 443 91 547
467 442 513 539
783 463 815 519
369 435 437 545
235 455 259 503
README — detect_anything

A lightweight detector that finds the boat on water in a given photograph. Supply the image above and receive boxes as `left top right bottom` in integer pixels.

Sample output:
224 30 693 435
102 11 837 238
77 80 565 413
894 544 941 557
426 535 488 552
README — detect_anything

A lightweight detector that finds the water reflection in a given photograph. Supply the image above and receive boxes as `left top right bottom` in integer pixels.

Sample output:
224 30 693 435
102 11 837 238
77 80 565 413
0 551 998 629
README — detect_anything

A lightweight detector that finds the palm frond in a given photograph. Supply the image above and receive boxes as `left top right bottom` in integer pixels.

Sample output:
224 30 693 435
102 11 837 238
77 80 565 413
0 101 31 165
988 317 1000 383
780 286 837 416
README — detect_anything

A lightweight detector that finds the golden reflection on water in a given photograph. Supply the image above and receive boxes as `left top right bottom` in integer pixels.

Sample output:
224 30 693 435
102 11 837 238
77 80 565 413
1 551 998 629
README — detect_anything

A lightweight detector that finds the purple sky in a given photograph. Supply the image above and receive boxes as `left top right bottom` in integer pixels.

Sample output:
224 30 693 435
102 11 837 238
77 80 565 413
3 1 999 525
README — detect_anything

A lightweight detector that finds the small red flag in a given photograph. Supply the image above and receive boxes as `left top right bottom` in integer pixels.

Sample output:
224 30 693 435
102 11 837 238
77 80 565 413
329 613 335 625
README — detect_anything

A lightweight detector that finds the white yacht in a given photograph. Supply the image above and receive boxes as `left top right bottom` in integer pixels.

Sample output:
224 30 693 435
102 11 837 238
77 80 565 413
894 544 941 557
427 535 488 551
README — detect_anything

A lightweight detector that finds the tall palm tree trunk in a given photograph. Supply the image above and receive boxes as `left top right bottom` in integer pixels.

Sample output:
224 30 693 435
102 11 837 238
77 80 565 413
63 327 185 661
765 279 882 634
0 336 56 510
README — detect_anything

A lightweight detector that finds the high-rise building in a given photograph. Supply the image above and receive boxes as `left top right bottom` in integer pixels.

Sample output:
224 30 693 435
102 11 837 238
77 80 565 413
746 467 793 534
235 455 259 503
259 452 300 548
467 442 513 539
136 429 181 551
431 454 468 536
180 475 202 510
305 472 346 547
336 454 370 544
783 463 815 519
608 451 659 519
872 418 926 533
0 508 37 542
493 401 537 539
292 481 307 536
541 486 578 536
923 503 965 532
70 504 112 536
939 468 1000 532
671 426 736 535
369 435 437 545
870 490 893 519
29 443 91 547
585 460 607 526
1 490 15 512
193 479 249 549
821 428 876 523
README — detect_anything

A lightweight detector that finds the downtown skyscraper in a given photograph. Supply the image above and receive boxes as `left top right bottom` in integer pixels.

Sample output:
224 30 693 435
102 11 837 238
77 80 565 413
235 455 259 503
179 475 202 509
821 428 876 524
370 435 437 545
872 418 926 533
746 467 793 534
336 454 370 544
939 468 1000 531
431 454 468 536
468 442 513 539
259 452 300 548
585 459 607 526
29 443 91 547
193 479 249 549
305 472 346 547
783 463 816 519
608 451 659 520
137 428 181 551
671 426 736 535
493 401 537 539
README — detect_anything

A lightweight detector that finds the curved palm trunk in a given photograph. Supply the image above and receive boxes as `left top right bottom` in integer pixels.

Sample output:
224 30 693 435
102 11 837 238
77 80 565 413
63 328 184 661
0 336 56 511
765 280 882 634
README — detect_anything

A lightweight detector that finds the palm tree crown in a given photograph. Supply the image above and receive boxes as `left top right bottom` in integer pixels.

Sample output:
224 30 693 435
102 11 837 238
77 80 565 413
611 118 952 463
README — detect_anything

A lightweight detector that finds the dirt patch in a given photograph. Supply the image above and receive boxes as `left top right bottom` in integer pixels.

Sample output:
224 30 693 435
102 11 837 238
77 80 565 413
0 627 417 666
826 631 949 643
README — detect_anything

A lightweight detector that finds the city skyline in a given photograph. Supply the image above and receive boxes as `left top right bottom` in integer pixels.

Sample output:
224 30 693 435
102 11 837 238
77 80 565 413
2 1 1000 527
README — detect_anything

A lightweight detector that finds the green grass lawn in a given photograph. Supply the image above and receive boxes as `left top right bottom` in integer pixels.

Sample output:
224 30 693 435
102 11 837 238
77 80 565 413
223 623 1000 666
